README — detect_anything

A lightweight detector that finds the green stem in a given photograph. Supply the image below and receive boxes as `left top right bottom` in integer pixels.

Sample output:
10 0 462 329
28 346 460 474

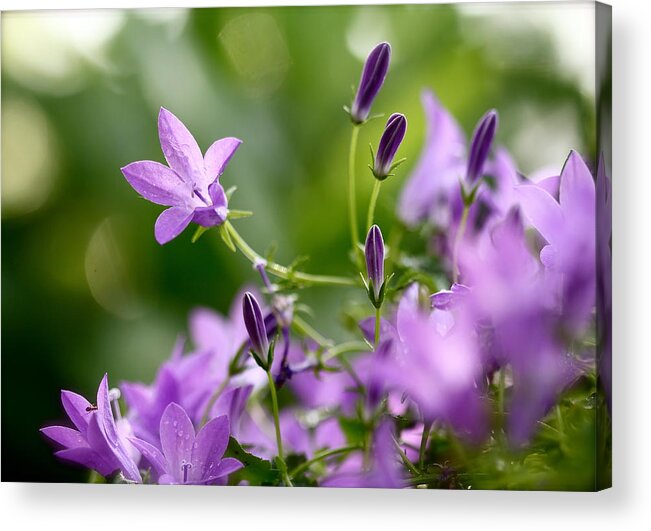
451 204 469 283
405 473 441 487
266 369 293 487
374 306 381 348
392 436 420 476
498 367 506 421
292 315 332 348
556 404 565 439
418 421 432 471
348 125 361 264
224 221 356 287
200 377 230 427
366 179 382 231
321 341 370 363
289 445 361 479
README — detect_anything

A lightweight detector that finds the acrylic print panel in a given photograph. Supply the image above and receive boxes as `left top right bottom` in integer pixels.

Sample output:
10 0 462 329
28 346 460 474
1 2 611 490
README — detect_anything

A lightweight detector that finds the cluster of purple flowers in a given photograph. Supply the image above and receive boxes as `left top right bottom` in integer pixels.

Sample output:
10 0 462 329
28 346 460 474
42 42 610 488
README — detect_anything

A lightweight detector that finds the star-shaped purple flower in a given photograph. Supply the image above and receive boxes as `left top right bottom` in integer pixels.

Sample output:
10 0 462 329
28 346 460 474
41 374 141 482
129 402 242 485
121 107 242 244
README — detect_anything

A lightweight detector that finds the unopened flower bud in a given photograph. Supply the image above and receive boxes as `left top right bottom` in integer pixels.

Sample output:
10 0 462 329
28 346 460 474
373 113 407 180
242 292 269 365
466 109 498 184
365 224 385 305
350 42 391 124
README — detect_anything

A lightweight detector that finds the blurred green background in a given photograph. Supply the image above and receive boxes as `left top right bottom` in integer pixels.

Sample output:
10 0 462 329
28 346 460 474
2 4 595 482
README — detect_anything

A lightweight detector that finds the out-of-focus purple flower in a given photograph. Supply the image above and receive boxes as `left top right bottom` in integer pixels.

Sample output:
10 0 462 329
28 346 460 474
242 291 270 367
41 374 141 482
515 150 596 333
595 154 612 409
466 109 498 185
122 339 217 444
365 224 385 304
398 90 466 227
458 209 580 445
350 42 391 124
129 403 242 485
431 283 471 311
121 108 241 244
373 113 407 180
322 420 403 488
386 285 486 441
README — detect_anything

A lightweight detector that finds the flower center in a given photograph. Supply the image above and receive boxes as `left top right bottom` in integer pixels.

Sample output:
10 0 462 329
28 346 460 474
192 187 210 206
181 462 192 483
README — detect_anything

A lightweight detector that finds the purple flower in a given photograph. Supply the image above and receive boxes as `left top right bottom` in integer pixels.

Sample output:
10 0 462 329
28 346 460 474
373 113 407 180
397 90 466 227
365 224 385 305
466 109 498 184
350 42 391 124
430 283 471 311
322 421 403 488
41 374 141 482
122 337 222 444
121 107 241 244
386 284 487 441
242 291 270 367
515 150 596 333
129 403 242 485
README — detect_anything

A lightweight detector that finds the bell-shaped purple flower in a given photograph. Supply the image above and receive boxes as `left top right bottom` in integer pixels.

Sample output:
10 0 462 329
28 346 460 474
350 42 391 124
373 113 407 180
365 224 385 304
242 292 270 367
466 109 498 184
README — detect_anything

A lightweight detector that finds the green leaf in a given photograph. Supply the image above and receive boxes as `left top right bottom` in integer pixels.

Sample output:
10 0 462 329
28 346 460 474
219 224 236 252
228 209 253 220
224 437 281 486
191 226 209 243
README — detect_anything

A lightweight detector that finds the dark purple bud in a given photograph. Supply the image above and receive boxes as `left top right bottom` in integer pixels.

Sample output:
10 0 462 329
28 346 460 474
466 109 498 184
350 42 391 124
373 113 407 180
242 292 269 360
365 224 385 301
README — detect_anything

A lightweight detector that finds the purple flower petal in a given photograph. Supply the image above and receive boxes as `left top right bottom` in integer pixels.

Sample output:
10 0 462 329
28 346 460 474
60 390 92 436
197 458 243 484
40 426 88 449
190 415 231 482
121 161 193 207
158 107 204 186
559 150 596 218
128 437 167 478
204 137 242 185
159 402 196 483
514 184 564 247
154 206 194 244
55 447 115 476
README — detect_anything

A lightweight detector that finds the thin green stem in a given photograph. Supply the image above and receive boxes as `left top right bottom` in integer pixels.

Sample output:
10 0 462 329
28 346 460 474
366 179 382 231
374 306 381 348
418 421 432 471
321 341 370 363
292 315 332 348
498 367 506 421
452 204 469 283
556 404 565 439
200 377 230 427
289 445 361 479
348 125 361 264
266 369 293 487
392 436 420 476
224 221 356 287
